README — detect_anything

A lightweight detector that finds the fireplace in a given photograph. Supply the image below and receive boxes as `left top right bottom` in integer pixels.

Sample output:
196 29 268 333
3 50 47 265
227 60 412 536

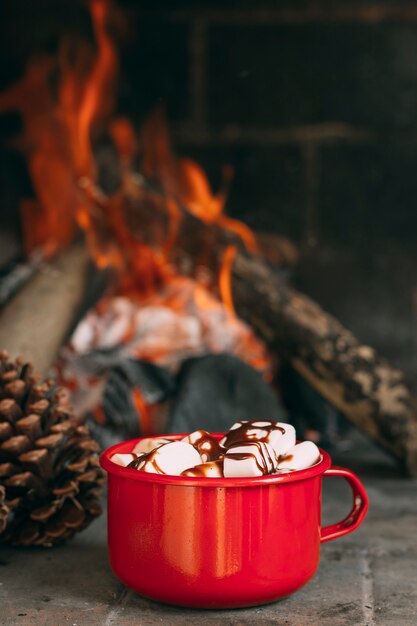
1 0 417 475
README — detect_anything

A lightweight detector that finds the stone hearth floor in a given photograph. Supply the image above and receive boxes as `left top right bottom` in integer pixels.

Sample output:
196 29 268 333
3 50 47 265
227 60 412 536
1 432 416 626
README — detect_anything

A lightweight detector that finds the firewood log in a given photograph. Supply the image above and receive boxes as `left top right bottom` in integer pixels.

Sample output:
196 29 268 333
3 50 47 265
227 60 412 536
0 242 90 375
232 253 417 476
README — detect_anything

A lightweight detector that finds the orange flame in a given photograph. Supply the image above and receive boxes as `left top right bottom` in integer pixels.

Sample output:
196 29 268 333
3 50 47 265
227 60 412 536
177 158 258 255
58 0 117 180
77 0 117 178
132 388 153 436
0 1 261 318
219 245 237 315
140 106 180 198
0 0 116 257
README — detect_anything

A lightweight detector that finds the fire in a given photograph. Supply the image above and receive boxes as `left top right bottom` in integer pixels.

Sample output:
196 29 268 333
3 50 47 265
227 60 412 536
0 0 117 257
219 246 237 315
1 0 271 397
131 389 153 436
0 53 78 256
0 0 257 309
75 0 117 178
177 158 258 255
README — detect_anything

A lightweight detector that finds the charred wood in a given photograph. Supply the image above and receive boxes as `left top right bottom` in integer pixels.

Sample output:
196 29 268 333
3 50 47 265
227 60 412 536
232 253 417 476
168 354 286 435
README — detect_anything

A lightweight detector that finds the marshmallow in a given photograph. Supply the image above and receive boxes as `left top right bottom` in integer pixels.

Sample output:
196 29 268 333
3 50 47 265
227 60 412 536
223 441 276 477
277 441 321 472
111 453 141 467
132 437 170 455
114 422 321 478
221 420 296 458
182 430 223 462
269 422 296 457
135 441 202 476
181 460 224 477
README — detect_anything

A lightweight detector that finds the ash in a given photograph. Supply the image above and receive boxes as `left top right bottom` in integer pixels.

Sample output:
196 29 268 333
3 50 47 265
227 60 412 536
54 276 286 446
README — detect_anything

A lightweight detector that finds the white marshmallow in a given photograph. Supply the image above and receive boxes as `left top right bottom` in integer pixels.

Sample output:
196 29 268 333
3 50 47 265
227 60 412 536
223 441 276 477
269 422 296 457
181 460 224 477
277 441 321 471
137 441 202 476
111 453 140 468
132 437 170 455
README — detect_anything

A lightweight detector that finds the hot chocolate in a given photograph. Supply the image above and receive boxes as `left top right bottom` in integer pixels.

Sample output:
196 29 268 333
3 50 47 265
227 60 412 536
111 420 321 477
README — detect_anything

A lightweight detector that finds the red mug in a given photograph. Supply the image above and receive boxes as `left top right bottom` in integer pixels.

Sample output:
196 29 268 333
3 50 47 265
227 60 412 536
100 434 369 609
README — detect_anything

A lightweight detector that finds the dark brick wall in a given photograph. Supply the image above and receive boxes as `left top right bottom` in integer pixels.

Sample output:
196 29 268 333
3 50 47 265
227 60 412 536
207 23 417 128
112 2 417 254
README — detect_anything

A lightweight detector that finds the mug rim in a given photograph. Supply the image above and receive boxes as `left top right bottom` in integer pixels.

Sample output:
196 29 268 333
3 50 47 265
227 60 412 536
100 433 332 487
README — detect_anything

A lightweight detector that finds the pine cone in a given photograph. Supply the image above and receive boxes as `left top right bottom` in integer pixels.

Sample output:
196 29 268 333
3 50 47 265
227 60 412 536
0 351 104 546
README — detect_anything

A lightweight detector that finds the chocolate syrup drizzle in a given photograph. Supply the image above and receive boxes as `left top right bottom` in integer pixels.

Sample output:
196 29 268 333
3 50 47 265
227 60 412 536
226 441 276 474
222 420 285 449
129 450 166 473
127 450 151 471
192 432 223 462
127 421 286 476
182 459 224 477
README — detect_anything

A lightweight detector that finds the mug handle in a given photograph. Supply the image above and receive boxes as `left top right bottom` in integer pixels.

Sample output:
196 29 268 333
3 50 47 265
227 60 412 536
320 466 369 543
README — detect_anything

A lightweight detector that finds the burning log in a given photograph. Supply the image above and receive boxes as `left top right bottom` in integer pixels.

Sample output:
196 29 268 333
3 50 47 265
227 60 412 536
232 253 417 476
0 243 90 375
